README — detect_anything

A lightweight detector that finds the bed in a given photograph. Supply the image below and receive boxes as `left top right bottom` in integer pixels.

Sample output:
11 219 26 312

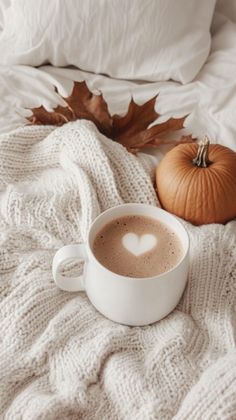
0 1 236 419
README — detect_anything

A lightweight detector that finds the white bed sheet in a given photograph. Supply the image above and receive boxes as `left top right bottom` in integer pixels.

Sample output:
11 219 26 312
0 4 236 152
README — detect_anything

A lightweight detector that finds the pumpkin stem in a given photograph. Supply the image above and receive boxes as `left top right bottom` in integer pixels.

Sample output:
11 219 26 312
193 136 211 168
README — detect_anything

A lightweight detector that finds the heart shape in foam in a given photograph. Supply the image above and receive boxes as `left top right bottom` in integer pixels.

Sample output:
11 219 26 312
122 233 157 257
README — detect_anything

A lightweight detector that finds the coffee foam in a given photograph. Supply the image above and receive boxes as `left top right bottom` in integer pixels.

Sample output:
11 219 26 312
122 233 157 256
92 215 183 278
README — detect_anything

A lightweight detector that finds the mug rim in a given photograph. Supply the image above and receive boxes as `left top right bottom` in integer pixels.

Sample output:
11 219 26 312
87 203 190 281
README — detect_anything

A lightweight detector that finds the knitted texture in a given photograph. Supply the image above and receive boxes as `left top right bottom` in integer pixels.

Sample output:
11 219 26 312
0 120 236 419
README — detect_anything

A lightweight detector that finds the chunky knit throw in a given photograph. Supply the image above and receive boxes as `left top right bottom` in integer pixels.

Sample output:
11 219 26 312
0 121 236 420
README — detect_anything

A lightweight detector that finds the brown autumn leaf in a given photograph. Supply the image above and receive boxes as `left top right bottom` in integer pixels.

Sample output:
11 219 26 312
116 116 187 149
112 96 158 139
28 80 194 152
29 105 71 126
28 81 113 137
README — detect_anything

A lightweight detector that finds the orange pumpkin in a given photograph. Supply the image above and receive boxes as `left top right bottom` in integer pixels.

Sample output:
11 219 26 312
156 137 236 225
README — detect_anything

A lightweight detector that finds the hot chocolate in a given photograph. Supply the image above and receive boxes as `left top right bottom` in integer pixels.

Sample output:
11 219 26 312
92 215 183 278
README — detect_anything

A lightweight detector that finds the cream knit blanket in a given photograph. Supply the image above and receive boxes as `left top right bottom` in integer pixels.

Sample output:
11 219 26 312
0 121 236 420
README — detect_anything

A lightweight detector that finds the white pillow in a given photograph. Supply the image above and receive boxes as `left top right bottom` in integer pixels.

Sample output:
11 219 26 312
0 0 216 84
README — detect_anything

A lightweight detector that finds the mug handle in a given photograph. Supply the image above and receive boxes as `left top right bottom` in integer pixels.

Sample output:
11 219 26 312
52 244 87 292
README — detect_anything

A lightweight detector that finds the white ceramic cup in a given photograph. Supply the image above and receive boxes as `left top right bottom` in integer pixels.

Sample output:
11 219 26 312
52 204 189 326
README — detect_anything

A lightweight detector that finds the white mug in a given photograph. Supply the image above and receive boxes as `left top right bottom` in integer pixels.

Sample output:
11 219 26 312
52 204 189 326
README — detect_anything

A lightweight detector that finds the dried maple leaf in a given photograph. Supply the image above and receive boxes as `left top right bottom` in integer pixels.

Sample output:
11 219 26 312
112 97 158 139
28 80 195 152
28 81 113 137
116 116 187 149
29 105 71 126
